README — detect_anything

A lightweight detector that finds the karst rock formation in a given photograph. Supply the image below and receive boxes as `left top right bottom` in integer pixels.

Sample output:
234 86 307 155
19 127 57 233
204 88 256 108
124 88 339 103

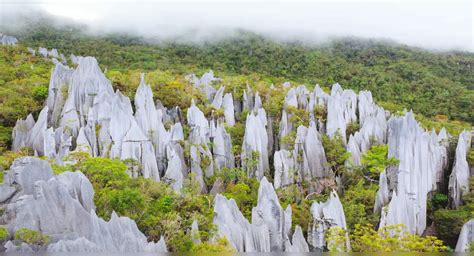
2 34 473 252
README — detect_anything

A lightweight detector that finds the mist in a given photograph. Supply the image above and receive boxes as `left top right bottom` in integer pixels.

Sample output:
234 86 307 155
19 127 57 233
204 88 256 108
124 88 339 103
1 0 472 52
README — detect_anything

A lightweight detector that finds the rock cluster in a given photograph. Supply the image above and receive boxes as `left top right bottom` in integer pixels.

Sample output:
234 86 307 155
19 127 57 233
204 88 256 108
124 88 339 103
378 112 449 234
449 131 472 208
308 191 350 251
0 157 167 253
8 38 472 252
1 33 18 45
213 177 309 252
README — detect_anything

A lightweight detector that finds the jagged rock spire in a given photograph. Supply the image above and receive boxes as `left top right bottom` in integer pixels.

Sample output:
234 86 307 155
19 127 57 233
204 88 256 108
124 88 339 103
0 157 167 253
449 130 472 208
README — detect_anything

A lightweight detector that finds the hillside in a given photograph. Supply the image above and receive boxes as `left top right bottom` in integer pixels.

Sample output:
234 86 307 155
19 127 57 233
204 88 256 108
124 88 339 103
4 17 474 125
0 21 472 254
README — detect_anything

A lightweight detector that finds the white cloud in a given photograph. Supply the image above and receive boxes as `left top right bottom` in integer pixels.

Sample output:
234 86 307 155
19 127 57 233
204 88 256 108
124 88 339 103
1 0 472 51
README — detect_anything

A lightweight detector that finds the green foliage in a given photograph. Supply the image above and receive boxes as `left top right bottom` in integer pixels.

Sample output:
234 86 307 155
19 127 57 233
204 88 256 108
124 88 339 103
314 104 327 121
280 131 296 150
321 133 351 175
14 228 50 246
225 123 244 156
0 126 12 153
277 184 312 234
190 237 235 253
434 207 471 247
341 181 379 231
0 148 31 171
431 193 448 210
58 157 215 252
434 177 473 247
361 144 399 179
0 227 9 241
467 148 474 166
32 85 48 100
287 106 309 127
222 180 259 219
76 157 129 188
11 19 474 124
346 121 360 138
326 226 348 252
349 224 447 252
0 45 52 128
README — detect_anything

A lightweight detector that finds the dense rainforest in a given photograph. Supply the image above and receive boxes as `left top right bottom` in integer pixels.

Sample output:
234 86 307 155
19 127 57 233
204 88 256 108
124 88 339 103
0 15 473 253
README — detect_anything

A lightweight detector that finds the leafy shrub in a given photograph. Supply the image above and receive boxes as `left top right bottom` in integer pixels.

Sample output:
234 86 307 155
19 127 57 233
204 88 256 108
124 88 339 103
32 85 48 100
361 144 399 179
0 227 9 241
190 237 235 252
431 193 448 210
434 208 471 247
322 133 351 175
349 224 447 252
14 228 50 246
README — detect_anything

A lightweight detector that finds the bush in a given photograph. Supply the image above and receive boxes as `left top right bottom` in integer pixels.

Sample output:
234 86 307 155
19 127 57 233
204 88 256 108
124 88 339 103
350 224 447 252
322 133 351 175
0 227 9 241
190 237 235 252
32 85 48 100
14 228 50 246
431 193 448 210
434 208 471 247
361 144 399 179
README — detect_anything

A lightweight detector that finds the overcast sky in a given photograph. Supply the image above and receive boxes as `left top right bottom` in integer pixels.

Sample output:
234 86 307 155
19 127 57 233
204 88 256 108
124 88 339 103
1 0 473 51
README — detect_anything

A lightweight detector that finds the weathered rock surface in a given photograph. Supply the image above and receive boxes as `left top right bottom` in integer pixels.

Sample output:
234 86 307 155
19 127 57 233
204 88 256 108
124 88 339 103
449 131 472 208
242 111 269 180
308 190 350 251
379 111 448 234
455 219 474 252
213 177 309 252
1 34 18 45
0 157 167 253
326 84 357 143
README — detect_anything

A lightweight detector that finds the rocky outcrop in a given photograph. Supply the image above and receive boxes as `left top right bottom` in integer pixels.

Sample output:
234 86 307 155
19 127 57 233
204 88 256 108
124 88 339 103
347 91 387 165
449 131 472 208
308 191 350 251
379 111 448 235
186 71 220 101
0 157 167 253
241 111 269 180
213 123 235 171
213 194 271 252
213 177 309 252
273 149 294 189
1 33 18 45
455 219 474 252
251 177 292 251
326 84 357 143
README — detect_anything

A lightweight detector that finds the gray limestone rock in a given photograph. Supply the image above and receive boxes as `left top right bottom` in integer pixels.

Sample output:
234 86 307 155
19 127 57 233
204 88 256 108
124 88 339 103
1 34 18 45
0 157 167 253
213 194 271 252
273 149 294 189
449 130 472 208
326 84 357 143
213 123 234 171
222 93 235 126
287 226 309 252
241 111 269 180
379 111 448 234
308 190 350 251
455 219 474 252
251 177 292 251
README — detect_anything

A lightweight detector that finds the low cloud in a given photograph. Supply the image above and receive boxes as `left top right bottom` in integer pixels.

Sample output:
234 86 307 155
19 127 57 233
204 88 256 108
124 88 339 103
1 0 472 51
